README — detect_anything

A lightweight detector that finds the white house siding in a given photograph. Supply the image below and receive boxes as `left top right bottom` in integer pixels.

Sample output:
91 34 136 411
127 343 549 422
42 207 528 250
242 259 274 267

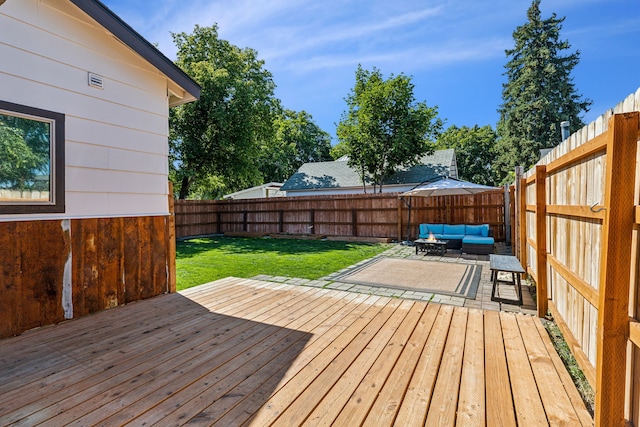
0 0 172 221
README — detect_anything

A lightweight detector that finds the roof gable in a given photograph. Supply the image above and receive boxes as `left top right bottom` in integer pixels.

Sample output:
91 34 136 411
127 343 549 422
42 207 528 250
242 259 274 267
69 0 200 106
281 149 457 192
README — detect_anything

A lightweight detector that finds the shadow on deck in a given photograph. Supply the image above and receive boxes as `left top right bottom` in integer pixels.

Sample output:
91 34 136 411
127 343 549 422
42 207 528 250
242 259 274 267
0 277 593 426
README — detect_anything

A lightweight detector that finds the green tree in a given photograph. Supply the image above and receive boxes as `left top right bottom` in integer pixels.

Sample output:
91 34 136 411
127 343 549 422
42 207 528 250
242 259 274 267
329 141 349 160
0 115 50 191
495 0 591 182
169 25 280 199
258 109 332 182
337 65 442 193
435 125 498 186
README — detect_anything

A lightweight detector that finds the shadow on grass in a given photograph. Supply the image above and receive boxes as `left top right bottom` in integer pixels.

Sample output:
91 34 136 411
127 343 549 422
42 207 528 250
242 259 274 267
176 236 379 259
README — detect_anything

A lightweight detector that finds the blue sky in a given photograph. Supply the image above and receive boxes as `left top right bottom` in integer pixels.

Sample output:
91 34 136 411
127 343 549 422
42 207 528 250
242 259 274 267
103 0 640 143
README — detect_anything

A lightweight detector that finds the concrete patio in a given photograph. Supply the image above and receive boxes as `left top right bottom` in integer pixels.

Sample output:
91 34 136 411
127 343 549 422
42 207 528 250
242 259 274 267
253 243 538 316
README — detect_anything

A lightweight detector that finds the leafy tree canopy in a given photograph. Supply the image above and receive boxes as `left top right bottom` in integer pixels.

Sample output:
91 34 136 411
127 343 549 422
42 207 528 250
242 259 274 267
0 115 50 191
435 125 499 186
258 109 332 183
495 0 591 182
169 25 280 199
337 65 442 193
329 140 349 160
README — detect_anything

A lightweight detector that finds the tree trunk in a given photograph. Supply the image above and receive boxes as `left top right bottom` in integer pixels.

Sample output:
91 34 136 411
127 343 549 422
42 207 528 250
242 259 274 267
178 176 191 199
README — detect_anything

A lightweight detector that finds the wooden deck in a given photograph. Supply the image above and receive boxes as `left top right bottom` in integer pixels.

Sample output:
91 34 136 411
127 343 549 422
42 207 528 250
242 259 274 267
0 277 592 426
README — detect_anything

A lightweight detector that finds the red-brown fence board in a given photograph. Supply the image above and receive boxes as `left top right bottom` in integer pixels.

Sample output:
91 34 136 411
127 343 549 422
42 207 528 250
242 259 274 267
174 191 506 241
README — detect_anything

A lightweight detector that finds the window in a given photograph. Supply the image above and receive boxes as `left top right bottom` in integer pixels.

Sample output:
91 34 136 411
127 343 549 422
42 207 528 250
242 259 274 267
0 101 65 214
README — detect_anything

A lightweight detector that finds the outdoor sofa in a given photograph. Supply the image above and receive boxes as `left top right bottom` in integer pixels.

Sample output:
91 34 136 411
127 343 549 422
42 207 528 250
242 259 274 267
418 223 494 255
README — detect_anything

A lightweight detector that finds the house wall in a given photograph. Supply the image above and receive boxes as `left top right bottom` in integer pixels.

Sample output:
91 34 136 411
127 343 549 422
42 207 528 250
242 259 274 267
225 185 283 200
0 1 179 337
0 0 172 220
0 215 174 338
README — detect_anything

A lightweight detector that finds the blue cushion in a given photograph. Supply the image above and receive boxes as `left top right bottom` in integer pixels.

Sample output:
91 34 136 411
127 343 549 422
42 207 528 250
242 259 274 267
465 225 483 236
441 234 465 240
427 223 444 234
462 236 494 245
419 224 429 238
480 224 489 237
443 224 465 235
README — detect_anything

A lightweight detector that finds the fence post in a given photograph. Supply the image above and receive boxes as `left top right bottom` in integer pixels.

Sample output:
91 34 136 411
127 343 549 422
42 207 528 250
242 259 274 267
509 185 515 247
595 112 639 426
279 210 284 233
397 197 403 242
310 209 315 234
504 184 511 245
243 211 248 232
352 208 358 237
445 197 451 224
518 176 527 270
167 182 176 293
216 211 221 234
535 165 547 317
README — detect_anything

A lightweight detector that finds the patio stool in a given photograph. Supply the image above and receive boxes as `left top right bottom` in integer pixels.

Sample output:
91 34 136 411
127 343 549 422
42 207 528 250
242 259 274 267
462 235 494 255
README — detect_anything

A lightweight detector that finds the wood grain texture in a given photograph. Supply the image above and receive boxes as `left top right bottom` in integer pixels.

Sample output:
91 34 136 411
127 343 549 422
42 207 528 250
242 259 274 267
0 215 172 338
595 112 639 426
174 191 507 241
535 165 548 317
0 279 591 426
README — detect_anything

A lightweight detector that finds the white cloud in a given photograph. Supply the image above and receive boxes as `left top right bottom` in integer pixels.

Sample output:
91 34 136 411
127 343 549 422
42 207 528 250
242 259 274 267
280 37 510 74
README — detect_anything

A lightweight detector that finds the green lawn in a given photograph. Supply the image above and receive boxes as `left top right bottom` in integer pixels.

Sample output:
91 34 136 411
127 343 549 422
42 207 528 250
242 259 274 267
176 236 389 291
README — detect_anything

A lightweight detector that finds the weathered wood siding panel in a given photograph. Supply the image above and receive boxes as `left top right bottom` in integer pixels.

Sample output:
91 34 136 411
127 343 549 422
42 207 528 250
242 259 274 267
0 216 171 338
0 221 69 334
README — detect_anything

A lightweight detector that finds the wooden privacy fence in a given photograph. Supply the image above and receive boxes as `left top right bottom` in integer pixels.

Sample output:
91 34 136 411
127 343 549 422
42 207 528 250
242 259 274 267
174 191 506 242
513 108 640 426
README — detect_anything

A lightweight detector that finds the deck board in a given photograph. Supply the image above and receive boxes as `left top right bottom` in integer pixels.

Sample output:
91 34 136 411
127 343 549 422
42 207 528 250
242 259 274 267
424 306 468 426
0 278 593 426
333 303 438 427
484 310 517 426
393 304 455 426
501 311 549 426
457 308 485 426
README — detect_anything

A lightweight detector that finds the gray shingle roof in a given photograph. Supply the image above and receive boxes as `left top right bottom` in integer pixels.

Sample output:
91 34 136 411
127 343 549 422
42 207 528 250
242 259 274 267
281 149 456 191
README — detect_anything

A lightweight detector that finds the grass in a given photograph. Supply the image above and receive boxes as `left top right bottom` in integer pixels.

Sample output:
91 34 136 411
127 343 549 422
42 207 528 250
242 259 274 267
542 318 595 415
176 236 389 291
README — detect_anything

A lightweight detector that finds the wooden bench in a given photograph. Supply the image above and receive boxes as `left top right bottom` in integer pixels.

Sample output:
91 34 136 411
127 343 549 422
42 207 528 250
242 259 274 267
490 254 525 305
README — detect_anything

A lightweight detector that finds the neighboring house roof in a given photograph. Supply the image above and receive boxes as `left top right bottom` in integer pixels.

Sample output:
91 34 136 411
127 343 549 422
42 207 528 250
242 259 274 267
281 149 457 192
69 0 200 106
223 182 285 200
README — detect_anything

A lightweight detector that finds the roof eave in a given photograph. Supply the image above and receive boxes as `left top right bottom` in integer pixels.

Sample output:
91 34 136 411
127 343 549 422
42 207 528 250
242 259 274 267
69 0 201 102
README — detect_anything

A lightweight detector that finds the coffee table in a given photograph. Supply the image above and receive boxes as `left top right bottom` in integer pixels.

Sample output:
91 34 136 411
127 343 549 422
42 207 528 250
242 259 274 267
489 254 525 305
414 239 447 256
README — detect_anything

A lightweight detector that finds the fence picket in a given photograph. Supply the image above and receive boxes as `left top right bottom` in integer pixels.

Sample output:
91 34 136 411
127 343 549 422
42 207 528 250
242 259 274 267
174 191 506 242
513 103 640 426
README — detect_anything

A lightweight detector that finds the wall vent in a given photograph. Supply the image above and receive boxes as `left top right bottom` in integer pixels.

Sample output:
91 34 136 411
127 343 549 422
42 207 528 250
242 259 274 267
88 72 104 89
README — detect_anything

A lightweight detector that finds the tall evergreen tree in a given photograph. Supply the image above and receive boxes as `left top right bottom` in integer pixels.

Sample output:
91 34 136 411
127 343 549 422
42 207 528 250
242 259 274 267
494 0 591 182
